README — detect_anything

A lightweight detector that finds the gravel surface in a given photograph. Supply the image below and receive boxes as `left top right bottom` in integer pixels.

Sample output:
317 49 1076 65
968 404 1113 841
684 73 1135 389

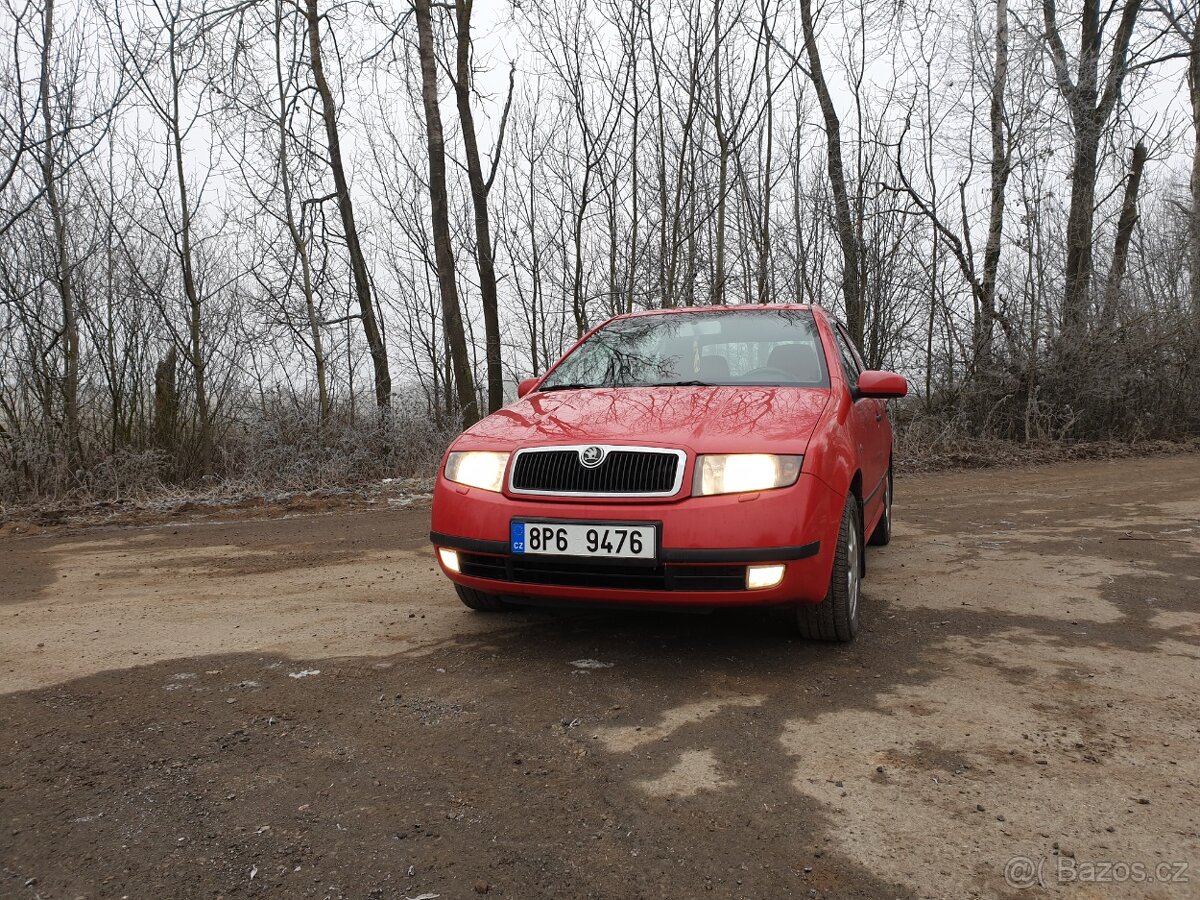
1 455 1198 899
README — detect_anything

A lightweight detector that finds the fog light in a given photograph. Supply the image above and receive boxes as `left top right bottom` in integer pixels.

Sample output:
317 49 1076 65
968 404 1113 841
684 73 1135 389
746 564 785 590
438 547 460 573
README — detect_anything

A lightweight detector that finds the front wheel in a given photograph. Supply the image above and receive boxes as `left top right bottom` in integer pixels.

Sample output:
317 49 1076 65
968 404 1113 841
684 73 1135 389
454 585 511 612
796 494 861 642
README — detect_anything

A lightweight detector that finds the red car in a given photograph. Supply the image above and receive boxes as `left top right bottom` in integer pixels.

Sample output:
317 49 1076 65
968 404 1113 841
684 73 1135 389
429 305 907 641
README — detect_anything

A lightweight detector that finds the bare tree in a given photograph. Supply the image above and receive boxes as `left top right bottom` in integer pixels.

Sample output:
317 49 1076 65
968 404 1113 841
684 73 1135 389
274 0 330 423
303 0 391 410
888 0 1016 369
112 0 216 471
2 0 1199 503
37 0 80 463
1103 139 1148 310
1042 0 1144 336
524 0 630 335
768 0 866 344
1154 0 1200 332
414 0 478 427
646 0 705 309
980 0 1012 361
709 0 768 305
451 1 514 413
0 0 42 238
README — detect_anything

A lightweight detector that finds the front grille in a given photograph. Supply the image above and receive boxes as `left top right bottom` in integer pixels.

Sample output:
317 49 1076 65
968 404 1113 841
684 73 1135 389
510 447 682 496
458 552 745 592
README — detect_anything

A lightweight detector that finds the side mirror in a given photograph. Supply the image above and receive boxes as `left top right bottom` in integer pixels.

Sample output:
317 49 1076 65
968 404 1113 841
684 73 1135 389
855 370 908 399
517 377 539 399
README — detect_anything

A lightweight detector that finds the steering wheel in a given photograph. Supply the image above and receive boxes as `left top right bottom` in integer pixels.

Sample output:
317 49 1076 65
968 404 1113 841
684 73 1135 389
741 366 794 381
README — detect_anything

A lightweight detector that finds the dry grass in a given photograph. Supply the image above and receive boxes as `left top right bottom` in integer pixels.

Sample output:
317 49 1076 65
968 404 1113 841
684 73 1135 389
894 432 1200 474
6 428 1197 535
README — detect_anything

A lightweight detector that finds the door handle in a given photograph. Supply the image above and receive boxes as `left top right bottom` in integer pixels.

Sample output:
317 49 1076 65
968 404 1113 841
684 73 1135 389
875 410 883 423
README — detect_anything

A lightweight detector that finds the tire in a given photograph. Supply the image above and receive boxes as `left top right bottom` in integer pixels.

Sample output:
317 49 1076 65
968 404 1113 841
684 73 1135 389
796 494 862 642
868 467 893 547
454 585 511 612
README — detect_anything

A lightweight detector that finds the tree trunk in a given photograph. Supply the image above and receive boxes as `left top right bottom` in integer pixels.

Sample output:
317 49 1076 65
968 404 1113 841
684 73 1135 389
1189 15 1200 334
38 0 80 467
977 0 1010 363
1061 129 1100 335
685 140 697 304
798 0 862 344
571 165 591 336
714 136 729 304
414 0 478 427
304 0 391 410
926 228 939 405
606 179 619 316
154 348 178 455
165 18 210 473
712 3 727 306
758 56 773 306
627 66 640 315
649 15 671 309
527 152 542 372
1103 140 1147 311
452 0 504 414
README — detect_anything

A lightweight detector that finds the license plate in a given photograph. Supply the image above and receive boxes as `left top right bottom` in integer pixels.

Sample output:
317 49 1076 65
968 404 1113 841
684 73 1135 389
511 521 656 560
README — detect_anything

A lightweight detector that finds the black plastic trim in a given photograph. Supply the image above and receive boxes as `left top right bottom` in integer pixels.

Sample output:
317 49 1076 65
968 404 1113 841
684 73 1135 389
433 530 820 566
660 541 820 563
430 531 509 555
863 473 886 504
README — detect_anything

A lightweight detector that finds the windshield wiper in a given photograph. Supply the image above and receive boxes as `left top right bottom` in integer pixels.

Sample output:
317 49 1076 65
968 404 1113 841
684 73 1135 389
539 379 720 391
536 382 601 392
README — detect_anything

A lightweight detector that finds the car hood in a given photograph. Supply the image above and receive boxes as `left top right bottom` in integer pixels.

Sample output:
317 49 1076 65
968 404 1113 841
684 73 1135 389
454 386 830 454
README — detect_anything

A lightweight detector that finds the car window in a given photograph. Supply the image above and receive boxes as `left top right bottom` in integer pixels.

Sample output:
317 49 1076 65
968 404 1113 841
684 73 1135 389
539 309 830 389
837 323 867 372
830 324 861 387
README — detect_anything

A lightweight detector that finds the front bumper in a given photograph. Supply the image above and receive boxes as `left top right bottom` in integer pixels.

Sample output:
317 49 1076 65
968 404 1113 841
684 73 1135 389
429 472 842 607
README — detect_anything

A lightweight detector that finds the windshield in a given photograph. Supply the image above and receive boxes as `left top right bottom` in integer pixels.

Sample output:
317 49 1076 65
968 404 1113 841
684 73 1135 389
538 309 830 390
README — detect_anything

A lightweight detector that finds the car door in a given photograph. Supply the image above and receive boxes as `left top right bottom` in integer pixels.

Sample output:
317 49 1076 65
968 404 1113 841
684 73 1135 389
830 324 887 522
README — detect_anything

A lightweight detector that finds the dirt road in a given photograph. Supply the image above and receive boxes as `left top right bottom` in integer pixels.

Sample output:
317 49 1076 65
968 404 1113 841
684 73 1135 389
2 456 1198 899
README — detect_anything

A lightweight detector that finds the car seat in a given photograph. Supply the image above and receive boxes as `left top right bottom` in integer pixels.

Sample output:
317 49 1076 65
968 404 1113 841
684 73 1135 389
697 354 731 383
766 343 823 383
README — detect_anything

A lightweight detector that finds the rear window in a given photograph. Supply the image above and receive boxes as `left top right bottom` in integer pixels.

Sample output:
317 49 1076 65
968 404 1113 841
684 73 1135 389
539 309 829 390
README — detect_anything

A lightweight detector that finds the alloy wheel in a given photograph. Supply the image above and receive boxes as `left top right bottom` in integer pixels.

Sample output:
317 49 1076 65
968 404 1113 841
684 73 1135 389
846 518 861 619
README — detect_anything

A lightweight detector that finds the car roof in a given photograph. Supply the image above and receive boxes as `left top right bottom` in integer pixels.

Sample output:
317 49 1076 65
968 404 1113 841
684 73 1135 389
616 303 822 320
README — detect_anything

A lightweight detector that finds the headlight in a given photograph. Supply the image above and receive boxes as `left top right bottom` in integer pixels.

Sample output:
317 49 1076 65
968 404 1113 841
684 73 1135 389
444 451 510 492
694 454 802 496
